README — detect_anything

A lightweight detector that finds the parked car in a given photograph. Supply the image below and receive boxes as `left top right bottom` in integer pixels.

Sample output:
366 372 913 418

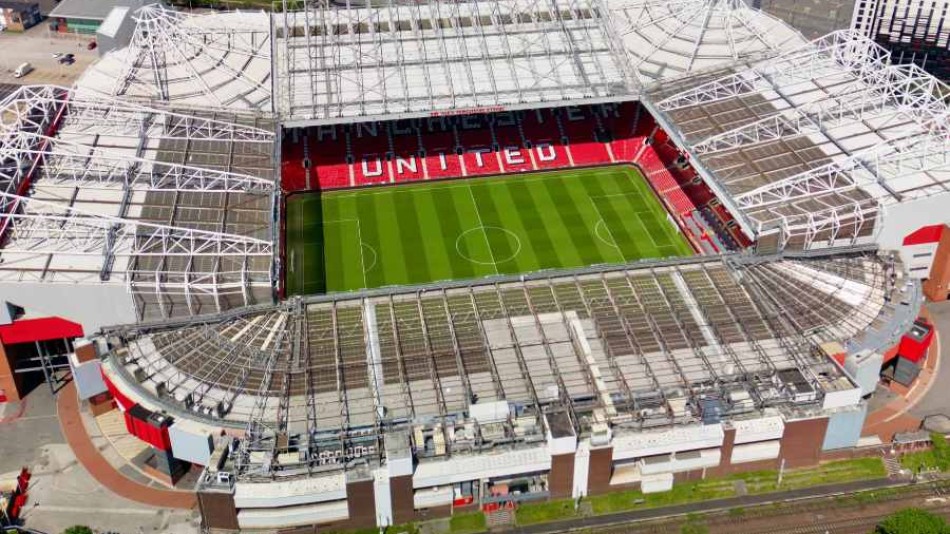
58 56 74 65
13 62 33 78
86 41 97 50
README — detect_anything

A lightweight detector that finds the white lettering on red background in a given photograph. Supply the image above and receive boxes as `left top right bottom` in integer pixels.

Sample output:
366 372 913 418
355 143 561 179
503 147 525 165
361 158 384 177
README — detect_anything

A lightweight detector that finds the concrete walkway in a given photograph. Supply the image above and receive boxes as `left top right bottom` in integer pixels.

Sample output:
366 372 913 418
861 304 943 441
56 380 196 510
911 301 950 421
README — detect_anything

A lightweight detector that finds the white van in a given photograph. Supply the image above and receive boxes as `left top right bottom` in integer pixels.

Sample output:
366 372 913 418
13 62 33 78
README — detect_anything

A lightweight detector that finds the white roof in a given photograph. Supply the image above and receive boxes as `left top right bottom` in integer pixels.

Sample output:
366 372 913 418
97 6 130 38
611 0 806 83
275 0 634 126
73 1 812 124
0 85 276 320
75 5 273 113
649 30 950 245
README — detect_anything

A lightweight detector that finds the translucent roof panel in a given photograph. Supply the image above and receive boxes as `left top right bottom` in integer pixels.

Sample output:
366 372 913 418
275 0 637 127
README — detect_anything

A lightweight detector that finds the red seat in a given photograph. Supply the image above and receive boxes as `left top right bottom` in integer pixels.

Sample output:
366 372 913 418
309 125 353 190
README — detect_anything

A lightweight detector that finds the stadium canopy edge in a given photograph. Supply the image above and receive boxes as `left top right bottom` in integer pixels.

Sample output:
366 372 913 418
278 94 640 129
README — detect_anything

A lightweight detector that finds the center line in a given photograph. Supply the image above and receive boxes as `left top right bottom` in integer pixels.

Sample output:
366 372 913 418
466 184 499 275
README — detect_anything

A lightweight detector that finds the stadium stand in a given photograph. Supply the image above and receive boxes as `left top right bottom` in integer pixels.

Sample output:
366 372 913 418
281 102 747 253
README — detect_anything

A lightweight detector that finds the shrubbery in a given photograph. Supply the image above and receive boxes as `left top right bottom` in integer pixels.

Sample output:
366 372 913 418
876 508 950 534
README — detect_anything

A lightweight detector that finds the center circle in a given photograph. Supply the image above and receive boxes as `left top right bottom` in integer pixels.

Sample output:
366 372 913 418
455 226 522 265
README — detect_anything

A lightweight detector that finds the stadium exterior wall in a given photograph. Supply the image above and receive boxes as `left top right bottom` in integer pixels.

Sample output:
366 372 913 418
192 413 848 532
0 282 136 334
822 404 868 451
876 194 950 268
877 195 950 249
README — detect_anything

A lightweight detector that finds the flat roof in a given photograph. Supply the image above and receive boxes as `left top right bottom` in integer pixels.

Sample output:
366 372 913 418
97 6 130 38
49 0 150 21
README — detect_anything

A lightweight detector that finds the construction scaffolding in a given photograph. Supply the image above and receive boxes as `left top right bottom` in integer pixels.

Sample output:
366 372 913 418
0 85 278 322
103 249 912 480
646 30 950 249
274 0 637 126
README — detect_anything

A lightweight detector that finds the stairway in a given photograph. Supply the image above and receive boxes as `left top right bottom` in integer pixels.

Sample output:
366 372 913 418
883 453 903 478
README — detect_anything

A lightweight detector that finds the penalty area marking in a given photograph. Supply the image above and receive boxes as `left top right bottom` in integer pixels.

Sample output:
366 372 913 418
455 226 523 267
594 219 620 250
361 242 378 273
588 198 627 264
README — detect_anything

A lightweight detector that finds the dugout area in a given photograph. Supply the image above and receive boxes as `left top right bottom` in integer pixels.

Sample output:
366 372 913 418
284 166 693 296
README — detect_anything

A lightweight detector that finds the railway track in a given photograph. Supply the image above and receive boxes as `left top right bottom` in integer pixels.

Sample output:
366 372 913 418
721 483 950 534
587 481 950 534
727 504 950 534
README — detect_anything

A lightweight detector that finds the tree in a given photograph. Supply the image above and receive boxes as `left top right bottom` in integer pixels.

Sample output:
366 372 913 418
62 527 94 534
876 508 950 534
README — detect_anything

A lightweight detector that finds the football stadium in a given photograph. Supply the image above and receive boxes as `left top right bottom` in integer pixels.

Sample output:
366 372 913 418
1 0 949 531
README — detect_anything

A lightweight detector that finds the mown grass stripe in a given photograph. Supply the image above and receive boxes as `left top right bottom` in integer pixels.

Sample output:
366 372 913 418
392 191 433 285
563 175 626 264
468 182 520 274
539 176 608 267
483 182 542 275
366 191 409 288
412 188 458 283
505 179 568 268
428 187 480 281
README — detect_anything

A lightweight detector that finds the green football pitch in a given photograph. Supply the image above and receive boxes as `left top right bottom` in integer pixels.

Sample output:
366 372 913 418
285 166 694 295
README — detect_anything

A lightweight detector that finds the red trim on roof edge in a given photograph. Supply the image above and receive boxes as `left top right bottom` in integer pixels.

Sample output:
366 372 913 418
903 224 947 246
0 317 84 345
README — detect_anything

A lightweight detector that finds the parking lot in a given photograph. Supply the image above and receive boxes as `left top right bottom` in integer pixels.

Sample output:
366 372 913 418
0 24 99 86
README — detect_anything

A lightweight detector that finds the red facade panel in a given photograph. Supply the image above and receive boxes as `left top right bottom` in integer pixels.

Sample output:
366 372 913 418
898 320 934 364
903 224 946 246
123 403 173 451
0 317 83 345
101 370 135 411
